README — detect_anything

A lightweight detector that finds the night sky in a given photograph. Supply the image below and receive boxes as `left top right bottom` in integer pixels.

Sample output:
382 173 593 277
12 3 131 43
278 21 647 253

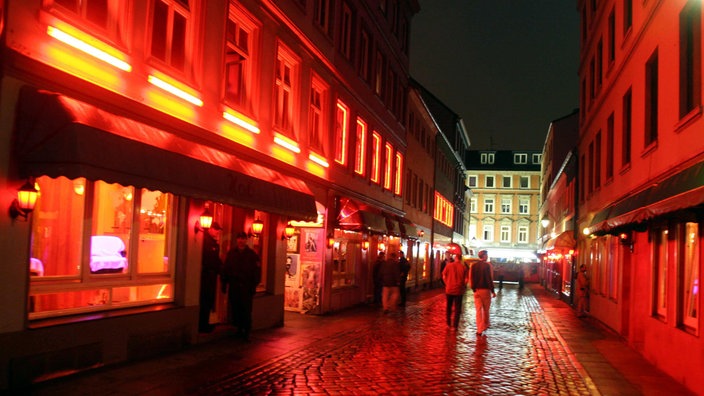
410 1 580 151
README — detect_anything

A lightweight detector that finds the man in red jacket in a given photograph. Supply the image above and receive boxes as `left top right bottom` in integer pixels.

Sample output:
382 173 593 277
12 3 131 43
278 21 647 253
470 250 496 336
442 243 469 328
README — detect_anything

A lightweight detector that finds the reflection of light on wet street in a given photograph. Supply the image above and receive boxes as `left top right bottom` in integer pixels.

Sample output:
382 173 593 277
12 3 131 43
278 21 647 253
196 286 591 395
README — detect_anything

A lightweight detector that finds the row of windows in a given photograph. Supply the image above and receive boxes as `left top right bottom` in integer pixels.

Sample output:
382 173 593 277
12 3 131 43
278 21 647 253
478 152 542 165
580 1 701 201
468 175 533 189
404 170 432 217
311 0 408 122
47 0 407 192
470 197 531 215
407 110 435 157
476 223 531 244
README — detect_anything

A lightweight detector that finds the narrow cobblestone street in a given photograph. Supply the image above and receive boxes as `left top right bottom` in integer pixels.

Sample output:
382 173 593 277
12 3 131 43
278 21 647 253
193 286 592 395
30 284 693 396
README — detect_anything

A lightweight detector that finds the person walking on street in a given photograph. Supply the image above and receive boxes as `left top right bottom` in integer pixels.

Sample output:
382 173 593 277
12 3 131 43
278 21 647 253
576 264 589 318
372 252 385 306
442 244 469 328
199 222 223 333
470 250 496 336
398 251 411 307
221 232 261 341
380 251 401 313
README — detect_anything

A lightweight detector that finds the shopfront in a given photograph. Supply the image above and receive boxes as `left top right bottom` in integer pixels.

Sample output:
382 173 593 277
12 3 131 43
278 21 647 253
2 86 318 388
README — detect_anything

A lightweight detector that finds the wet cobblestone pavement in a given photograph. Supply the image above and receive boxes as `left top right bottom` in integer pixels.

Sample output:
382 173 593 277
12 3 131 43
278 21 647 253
193 287 593 395
31 284 694 395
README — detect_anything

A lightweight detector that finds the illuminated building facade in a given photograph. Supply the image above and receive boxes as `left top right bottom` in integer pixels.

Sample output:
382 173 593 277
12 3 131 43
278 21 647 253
466 150 542 281
0 0 424 388
578 0 703 392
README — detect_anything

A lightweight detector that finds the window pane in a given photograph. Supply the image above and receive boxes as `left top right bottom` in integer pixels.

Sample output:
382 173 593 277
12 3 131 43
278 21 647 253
90 181 134 274
86 0 109 27
31 176 86 277
151 1 168 61
172 11 187 69
113 284 173 305
683 222 699 328
656 229 668 316
137 189 173 274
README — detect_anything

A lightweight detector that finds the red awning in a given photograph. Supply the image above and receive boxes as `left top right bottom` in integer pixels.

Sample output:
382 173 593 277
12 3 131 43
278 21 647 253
545 231 576 251
336 198 387 234
13 86 318 221
587 160 704 234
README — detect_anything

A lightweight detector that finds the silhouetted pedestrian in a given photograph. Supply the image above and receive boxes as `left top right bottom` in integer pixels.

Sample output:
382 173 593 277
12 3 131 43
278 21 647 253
398 251 411 306
199 222 222 333
380 251 401 313
222 232 261 341
576 264 589 317
372 252 385 305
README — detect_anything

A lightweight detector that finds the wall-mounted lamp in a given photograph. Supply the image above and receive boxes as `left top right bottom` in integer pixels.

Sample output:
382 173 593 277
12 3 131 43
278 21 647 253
541 218 550 228
282 222 295 240
362 240 370 250
9 180 39 221
194 205 213 234
619 231 634 252
417 229 424 238
378 242 386 251
327 233 335 249
250 218 264 238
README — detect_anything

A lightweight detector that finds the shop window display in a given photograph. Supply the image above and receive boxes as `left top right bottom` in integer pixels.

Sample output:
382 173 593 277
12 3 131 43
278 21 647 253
28 176 176 320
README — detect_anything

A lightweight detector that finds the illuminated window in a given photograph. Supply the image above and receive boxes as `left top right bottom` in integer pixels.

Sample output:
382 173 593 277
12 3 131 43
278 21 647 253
433 192 454 228
334 101 349 165
50 0 129 42
680 222 700 330
470 197 477 213
28 176 176 320
371 131 381 183
274 44 298 135
309 75 328 152
519 197 529 214
394 152 403 195
653 227 669 318
384 142 393 190
224 4 257 113
150 0 193 71
332 239 358 288
354 118 367 175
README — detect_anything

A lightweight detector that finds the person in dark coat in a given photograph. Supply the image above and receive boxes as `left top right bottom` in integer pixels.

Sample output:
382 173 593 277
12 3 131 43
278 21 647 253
372 252 385 305
199 222 222 333
222 232 261 341
380 251 401 313
398 251 411 306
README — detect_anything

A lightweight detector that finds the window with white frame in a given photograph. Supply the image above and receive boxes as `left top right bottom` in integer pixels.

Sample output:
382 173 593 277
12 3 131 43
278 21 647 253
502 176 512 188
309 75 327 152
150 0 194 72
274 44 298 135
520 176 530 189
484 197 495 213
514 153 527 164
482 223 494 242
501 197 511 214
518 225 529 243
468 175 477 188
518 197 529 214
49 0 129 44
470 197 477 213
485 175 495 188
532 153 543 164
480 152 495 164
28 176 177 320
500 225 511 243
224 4 257 113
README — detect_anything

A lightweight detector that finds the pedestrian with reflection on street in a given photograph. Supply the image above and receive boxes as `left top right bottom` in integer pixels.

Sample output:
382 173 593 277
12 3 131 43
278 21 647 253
470 250 496 336
380 251 401 313
442 243 469 328
398 250 411 306
372 251 385 306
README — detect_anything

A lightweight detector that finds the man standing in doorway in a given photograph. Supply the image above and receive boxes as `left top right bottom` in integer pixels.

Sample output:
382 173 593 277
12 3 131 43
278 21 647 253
398 251 411 307
222 232 261 341
470 250 496 337
199 222 222 333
